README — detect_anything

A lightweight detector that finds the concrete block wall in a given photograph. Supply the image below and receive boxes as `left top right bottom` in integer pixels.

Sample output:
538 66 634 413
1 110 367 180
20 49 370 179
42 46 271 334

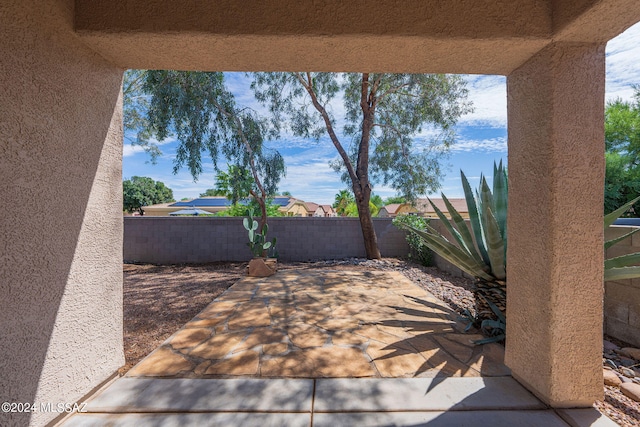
605 226 640 347
124 217 410 263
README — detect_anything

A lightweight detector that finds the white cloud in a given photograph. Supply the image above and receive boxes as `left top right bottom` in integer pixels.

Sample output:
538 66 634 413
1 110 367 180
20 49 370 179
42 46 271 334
122 136 177 157
606 22 640 103
459 75 507 128
451 137 507 153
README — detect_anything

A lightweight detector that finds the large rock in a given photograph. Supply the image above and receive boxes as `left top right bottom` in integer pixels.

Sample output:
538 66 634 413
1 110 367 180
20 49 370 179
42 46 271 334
603 369 622 387
247 258 277 277
618 347 640 361
620 382 640 402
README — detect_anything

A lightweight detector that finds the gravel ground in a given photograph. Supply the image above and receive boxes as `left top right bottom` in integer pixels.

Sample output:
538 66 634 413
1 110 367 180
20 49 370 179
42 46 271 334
123 257 638 426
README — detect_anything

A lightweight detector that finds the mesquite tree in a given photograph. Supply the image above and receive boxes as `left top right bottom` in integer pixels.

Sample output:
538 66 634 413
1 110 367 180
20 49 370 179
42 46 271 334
252 72 472 259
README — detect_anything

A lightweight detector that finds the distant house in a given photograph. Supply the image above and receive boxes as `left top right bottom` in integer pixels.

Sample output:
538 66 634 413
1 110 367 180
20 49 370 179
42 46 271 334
320 204 337 217
141 196 308 216
416 198 469 218
378 203 418 218
279 198 308 216
304 202 337 217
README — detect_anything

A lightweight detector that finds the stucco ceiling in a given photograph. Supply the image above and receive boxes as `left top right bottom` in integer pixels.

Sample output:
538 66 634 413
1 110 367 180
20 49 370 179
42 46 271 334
75 0 640 74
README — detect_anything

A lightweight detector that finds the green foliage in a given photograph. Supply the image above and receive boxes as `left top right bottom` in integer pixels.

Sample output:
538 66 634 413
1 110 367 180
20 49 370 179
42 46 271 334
133 70 286 229
213 165 254 204
472 298 506 345
370 194 384 208
333 189 355 216
216 200 283 218
605 89 640 216
344 201 379 217
395 161 508 327
123 176 174 215
402 162 508 283
384 195 407 205
392 214 433 266
243 208 278 258
200 188 226 197
123 70 159 162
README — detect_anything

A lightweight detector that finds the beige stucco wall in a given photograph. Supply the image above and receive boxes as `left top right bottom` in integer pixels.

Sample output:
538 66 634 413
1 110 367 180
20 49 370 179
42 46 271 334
2 0 640 419
506 42 605 407
0 1 124 426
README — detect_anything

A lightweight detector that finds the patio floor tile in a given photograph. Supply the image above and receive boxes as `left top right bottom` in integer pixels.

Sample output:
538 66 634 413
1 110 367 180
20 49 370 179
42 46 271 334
126 269 510 379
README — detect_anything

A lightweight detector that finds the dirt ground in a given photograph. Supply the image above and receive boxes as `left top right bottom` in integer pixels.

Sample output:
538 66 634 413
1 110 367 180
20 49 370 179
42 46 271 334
122 260 639 426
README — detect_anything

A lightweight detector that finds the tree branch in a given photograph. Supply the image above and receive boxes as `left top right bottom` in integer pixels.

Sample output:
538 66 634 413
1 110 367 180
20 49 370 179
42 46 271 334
294 73 360 186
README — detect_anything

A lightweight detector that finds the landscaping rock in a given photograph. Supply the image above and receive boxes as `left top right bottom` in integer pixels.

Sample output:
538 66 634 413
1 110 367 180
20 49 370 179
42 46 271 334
604 369 622 387
604 340 620 352
620 383 640 402
618 347 640 361
620 376 633 384
619 357 637 367
620 367 636 378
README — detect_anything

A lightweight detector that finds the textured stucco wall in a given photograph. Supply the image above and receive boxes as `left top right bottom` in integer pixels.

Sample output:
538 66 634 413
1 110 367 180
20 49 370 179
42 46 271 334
604 226 640 347
124 217 409 263
0 1 124 426
74 0 551 74
73 0 640 74
506 43 605 407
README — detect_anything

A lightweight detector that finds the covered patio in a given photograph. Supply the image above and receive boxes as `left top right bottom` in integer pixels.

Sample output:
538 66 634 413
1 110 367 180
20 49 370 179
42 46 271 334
60 270 603 426
3 1 640 426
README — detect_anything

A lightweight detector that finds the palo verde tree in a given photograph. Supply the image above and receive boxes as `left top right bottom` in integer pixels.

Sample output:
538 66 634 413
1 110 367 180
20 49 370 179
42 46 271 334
252 73 472 258
138 70 285 230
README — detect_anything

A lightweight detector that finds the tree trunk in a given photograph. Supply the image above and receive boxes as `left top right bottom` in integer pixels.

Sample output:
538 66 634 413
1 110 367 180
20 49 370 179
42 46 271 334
354 191 381 259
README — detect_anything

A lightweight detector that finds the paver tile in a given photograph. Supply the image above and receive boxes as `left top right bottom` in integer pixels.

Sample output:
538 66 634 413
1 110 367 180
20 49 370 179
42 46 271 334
205 350 260 376
124 269 510 381
127 347 194 377
189 332 246 359
169 328 212 349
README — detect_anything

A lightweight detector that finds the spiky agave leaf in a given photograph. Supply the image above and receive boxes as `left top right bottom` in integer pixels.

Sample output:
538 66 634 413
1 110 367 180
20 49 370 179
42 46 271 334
605 252 640 269
480 180 506 280
428 196 481 263
605 266 640 281
405 225 494 281
461 170 490 265
441 194 483 264
604 195 640 229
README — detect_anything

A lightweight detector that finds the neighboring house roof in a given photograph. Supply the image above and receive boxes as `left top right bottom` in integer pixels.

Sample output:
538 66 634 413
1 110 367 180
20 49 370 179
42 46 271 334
383 204 402 215
416 198 468 216
320 205 336 216
305 202 319 214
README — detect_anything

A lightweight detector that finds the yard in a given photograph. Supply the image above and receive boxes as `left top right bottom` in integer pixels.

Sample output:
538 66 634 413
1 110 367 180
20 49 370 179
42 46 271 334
122 258 639 426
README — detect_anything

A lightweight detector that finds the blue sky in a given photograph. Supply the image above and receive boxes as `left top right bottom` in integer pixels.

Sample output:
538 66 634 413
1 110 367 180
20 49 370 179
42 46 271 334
123 22 640 205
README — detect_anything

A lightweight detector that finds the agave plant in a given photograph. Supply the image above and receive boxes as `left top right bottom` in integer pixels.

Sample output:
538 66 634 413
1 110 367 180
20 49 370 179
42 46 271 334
400 161 508 322
605 195 640 281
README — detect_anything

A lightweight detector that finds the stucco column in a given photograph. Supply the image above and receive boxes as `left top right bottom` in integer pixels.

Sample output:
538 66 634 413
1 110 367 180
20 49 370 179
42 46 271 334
1 1 124 425
505 43 605 407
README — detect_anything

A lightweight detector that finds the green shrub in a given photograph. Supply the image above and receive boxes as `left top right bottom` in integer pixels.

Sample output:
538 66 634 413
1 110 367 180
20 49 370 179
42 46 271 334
392 214 434 266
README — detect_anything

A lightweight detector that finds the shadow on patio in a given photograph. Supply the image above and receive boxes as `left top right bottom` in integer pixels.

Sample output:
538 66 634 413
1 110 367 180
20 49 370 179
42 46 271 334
124 269 510 379
60 269 614 426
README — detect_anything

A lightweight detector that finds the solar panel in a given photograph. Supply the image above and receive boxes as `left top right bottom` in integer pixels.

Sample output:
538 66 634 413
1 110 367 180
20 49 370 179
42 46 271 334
169 196 291 208
170 198 233 207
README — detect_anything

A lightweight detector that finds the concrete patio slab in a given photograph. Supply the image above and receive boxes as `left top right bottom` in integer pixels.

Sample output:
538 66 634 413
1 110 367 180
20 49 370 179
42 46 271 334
313 377 546 412
312 410 570 427
556 408 620 427
62 413 311 427
83 378 313 412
